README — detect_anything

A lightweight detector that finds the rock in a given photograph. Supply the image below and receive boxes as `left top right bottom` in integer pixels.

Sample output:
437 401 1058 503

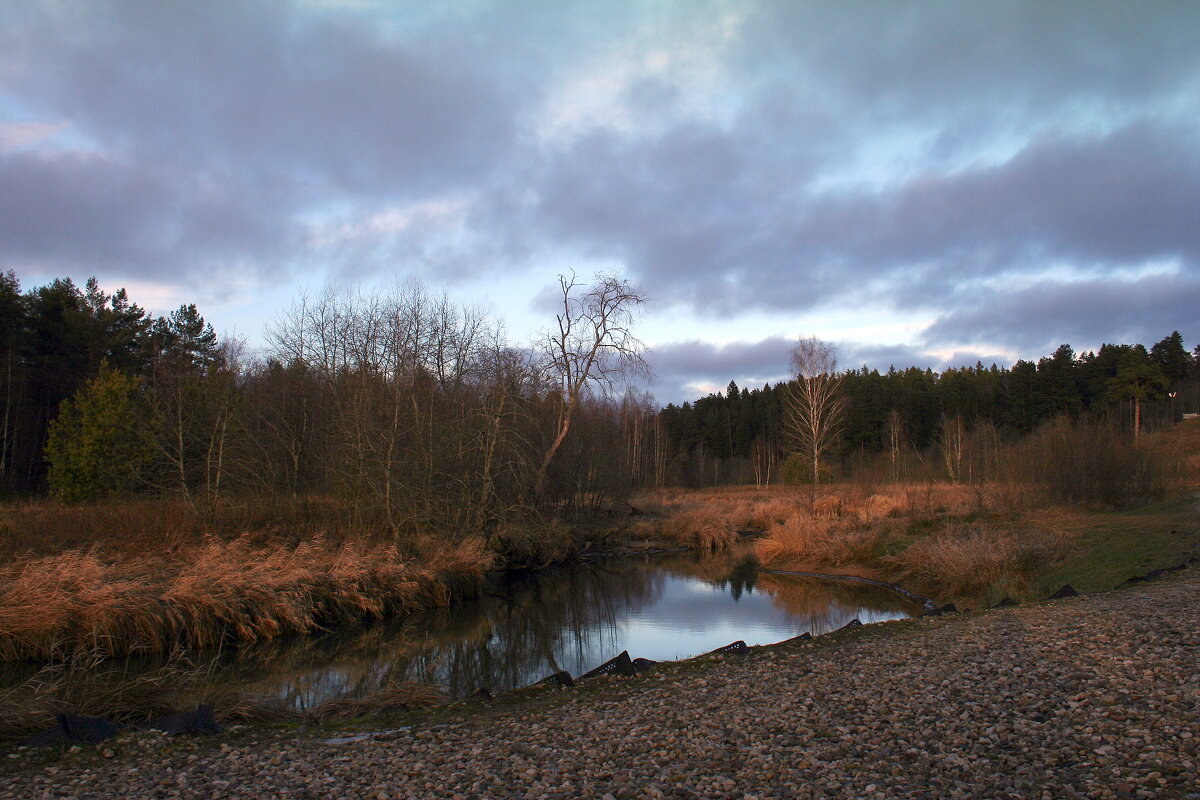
6 571 1200 800
993 597 1019 608
145 704 223 736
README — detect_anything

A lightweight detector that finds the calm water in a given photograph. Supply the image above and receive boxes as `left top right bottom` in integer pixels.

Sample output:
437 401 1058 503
198 545 920 709
0 546 921 712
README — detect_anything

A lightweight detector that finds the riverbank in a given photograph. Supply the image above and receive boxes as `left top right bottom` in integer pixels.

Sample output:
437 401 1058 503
0 531 494 663
632 418 1200 608
631 483 1200 608
4 565 1197 798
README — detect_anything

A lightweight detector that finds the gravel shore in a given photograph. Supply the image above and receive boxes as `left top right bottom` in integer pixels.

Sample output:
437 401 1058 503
3 570 1198 800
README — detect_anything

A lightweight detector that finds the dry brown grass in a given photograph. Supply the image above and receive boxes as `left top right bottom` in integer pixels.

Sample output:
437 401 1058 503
882 521 1070 596
647 480 1072 602
0 535 492 663
1159 417 1200 488
0 495 417 567
633 486 803 551
655 509 739 551
636 483 977 535
754 516 881 568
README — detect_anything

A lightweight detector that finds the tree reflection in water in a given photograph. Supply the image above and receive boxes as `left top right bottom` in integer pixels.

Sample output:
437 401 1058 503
1 551 920 712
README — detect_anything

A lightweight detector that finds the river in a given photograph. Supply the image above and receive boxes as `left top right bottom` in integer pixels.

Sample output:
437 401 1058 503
0 545 921 717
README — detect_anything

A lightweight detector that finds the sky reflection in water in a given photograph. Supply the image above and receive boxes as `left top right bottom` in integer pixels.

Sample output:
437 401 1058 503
0 551 921 712
224 551 921 708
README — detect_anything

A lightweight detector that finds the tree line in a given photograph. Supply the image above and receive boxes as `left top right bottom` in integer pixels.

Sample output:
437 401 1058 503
3 268 1195 514
0 271 655 545
657 332 1199 487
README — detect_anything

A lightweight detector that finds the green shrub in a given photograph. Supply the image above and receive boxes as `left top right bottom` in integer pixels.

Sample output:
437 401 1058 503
45 365 147 502
781 453 834 486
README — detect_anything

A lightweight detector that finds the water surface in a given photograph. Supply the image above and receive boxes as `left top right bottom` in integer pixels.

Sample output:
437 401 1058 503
210 546 920 709
0 546 921 712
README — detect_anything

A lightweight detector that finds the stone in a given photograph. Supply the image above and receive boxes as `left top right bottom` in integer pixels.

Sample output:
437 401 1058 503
145 705 223 736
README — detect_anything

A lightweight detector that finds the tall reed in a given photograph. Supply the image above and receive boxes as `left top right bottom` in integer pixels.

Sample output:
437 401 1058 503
0 536 492 663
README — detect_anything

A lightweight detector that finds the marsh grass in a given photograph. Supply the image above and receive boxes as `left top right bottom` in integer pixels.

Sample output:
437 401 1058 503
881 520 1071 597
639 480 1081 601
0 535 492 663
755 517 882 568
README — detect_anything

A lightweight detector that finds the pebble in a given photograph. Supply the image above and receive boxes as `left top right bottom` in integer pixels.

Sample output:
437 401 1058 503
3 571 1199 799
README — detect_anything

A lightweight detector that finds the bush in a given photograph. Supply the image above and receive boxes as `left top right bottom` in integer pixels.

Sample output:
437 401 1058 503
781 453 834 486
884 521 1067 596
45 365 148 502
1007 416 1183 510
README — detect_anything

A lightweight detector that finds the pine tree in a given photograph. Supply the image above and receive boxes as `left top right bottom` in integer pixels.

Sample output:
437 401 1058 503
1106 348 1169 440
1150 331 1191 385
45 364 146 501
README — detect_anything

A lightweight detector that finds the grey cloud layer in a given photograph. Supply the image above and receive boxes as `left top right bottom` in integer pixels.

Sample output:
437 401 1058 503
2 1 1197 387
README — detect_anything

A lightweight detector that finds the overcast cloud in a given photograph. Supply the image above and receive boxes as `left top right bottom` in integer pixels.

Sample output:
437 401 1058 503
2 1 1197 403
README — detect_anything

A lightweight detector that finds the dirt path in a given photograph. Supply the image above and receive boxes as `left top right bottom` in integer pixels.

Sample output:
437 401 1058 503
3 570 1198 799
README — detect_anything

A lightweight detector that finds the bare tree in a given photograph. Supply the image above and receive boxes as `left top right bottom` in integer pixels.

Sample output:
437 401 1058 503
536 273 649 498
784 336 845 499
751 434 778 488
940 413 966 483
886 408 906 482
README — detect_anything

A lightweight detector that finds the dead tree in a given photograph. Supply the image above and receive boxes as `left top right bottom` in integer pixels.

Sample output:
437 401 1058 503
536 273 648 499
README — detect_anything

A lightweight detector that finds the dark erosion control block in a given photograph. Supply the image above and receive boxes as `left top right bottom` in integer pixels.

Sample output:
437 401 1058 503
705 640 749 657
580 650 638 681
21 713 124 748
993 597 1019 608
922 603 958 617
535 670 575 688
1049 585 1078 599
839 618 863 630
145 704 223 736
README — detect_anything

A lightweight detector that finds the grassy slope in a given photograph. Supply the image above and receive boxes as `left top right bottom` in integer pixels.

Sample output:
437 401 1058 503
1035 496 1200 595
1034 417 1200 595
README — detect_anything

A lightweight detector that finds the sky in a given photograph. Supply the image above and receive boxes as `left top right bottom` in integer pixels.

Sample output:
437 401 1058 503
2 1 1198 405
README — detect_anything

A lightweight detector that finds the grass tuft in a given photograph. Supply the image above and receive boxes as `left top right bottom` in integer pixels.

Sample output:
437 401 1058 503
0 536 491 663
